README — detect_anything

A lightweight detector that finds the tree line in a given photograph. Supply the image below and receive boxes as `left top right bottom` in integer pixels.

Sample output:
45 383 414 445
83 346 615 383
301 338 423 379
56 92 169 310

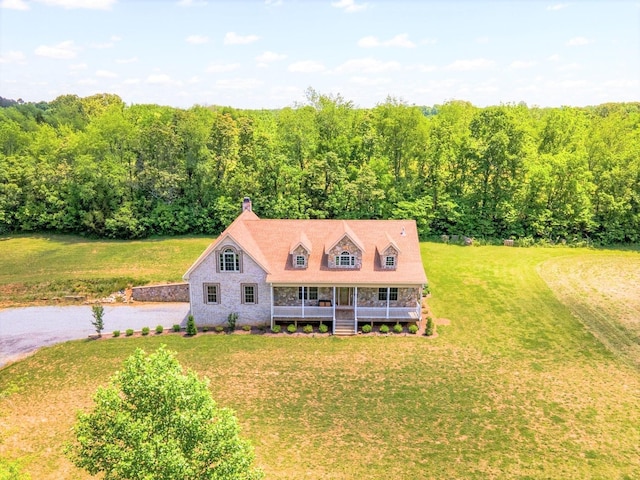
0 90 638 243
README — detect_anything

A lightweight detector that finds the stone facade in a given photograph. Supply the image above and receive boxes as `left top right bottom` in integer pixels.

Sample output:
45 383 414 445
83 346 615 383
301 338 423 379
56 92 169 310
188 237 270 327
327 236 362 269
131 283 189 302
379 245 398 270
356 287 418 308
291 244 309 269
274 286 333 306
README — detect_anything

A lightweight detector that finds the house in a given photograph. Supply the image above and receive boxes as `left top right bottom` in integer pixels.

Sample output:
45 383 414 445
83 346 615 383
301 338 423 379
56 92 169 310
183 198 428 335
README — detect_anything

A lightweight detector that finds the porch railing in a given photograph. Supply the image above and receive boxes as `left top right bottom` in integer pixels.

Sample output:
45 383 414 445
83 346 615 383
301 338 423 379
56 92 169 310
356 307 419 320
272 306 333 318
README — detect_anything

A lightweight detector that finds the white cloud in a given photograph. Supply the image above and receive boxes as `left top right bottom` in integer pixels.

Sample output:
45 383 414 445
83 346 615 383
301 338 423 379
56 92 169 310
547 3 568 11
146 74 181 86
264 0 282 6
557 62 580 71
0 50 26 64
358 33 415 48
77 78 98 85
96 69 117 78
288 60 326 73
0 0 29 10
224 32 260 45
35 0 115 9
186 35 209 45
510 60 536 69
215 78 263 90
332 0 368 13
69 63 87 70
116 56 138 64
177 0 207 6
188 76 201 84
206 63 241 73
123 78 141 85
444 58 495 71
407 63 437 73
256 51 287 63
566 36 591 46
349 76 391 86
548 54 561 62
336 58 401 73
35 40 79 59
90 41 116 49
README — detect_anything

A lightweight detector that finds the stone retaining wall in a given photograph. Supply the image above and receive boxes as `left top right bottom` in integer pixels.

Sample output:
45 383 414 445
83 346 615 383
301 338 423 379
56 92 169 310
132 283 190 302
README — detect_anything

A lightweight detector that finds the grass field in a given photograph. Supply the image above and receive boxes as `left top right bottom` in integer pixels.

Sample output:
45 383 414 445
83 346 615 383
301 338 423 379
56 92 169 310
1 237 639 479
0 234 211 306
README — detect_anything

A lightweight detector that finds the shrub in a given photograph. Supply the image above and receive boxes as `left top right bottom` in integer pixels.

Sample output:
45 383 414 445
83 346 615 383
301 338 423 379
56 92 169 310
271 325 281 333
361 324 372 333
408 324 418 334
242 325 251 332
112 330 120 337
202 326 209 332
155 325 164 334
215 326 225 333
287 324 297 334
379 324 390 334
393 324 403 334
172 324 181 333
318 323 328 334
302 324 313 334
91 304 105 337
186 315 197 336
125 329 134 337
141 327 150 336
227 312 238 331
425 316 435 336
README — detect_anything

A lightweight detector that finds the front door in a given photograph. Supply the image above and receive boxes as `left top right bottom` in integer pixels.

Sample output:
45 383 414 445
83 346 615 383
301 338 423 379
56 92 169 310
337 287 353 307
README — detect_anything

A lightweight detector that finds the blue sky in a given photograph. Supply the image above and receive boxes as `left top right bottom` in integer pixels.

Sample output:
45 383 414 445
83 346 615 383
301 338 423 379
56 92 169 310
1 0 638 109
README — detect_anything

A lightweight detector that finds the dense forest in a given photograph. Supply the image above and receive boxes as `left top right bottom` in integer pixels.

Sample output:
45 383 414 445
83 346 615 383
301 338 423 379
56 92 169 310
0 91 638 243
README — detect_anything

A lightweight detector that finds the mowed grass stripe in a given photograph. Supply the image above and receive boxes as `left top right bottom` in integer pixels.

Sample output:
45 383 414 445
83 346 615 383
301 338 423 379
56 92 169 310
1 239 639 479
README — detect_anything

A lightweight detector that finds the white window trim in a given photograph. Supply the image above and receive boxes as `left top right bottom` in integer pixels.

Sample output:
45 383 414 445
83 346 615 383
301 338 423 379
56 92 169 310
242 283 258 304
295 254 306 268
298 286 318 300
203 283 220 305
335 251 355 268
219 247 241 272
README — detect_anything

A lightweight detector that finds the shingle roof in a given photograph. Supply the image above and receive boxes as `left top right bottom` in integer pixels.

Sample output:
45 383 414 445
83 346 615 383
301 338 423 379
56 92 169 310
184 210 427 286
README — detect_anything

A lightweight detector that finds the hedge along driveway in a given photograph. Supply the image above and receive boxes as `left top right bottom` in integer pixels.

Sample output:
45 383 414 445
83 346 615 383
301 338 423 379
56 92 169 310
0 303 190 367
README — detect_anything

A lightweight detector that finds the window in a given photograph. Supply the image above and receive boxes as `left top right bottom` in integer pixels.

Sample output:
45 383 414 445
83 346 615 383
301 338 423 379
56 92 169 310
385 256 396 267
298 286 318 300
335 251 355 267
295 255 306 267
378 287 398 301
242 284 257 304
203 283 220 304
219 248 239 272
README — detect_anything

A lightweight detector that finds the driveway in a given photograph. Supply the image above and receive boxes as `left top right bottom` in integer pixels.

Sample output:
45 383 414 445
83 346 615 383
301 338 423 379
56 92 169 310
0 303 190 367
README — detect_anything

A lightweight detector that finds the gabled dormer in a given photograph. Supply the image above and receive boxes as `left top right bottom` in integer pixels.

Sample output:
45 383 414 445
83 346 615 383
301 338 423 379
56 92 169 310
325 221 365 269
290 232 312 269
377 233 400 270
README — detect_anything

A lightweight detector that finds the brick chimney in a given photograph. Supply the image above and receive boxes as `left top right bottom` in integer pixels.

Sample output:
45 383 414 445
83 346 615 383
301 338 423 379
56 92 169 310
242 196 252 212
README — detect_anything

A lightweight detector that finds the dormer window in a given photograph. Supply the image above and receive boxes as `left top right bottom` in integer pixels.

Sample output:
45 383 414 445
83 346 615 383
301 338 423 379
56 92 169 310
385 256 396 267
295 255 306 267
219 248 240 272
336 251 355 267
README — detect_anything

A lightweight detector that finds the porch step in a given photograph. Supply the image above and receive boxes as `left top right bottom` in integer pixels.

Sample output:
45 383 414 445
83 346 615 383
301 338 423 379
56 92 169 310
334 318 356 335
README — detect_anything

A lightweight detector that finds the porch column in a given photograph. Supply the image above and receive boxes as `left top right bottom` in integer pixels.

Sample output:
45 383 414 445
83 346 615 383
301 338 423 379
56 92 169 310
354 286 358 334
301 286 305 319
332 287 336 335
386 287 390 320
270 284 274 329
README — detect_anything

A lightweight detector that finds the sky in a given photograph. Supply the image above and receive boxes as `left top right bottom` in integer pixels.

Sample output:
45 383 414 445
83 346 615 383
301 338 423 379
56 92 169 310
0 0 638 109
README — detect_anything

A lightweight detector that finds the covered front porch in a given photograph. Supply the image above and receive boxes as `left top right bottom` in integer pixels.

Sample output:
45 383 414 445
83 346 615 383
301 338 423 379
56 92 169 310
270 285 421 335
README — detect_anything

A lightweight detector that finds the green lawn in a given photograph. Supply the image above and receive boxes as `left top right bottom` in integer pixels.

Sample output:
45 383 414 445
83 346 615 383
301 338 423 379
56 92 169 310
1 240 639 479
0 234 212 306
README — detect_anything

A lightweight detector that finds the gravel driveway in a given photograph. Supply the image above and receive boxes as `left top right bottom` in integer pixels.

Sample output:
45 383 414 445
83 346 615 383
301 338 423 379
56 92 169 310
0 303 190 367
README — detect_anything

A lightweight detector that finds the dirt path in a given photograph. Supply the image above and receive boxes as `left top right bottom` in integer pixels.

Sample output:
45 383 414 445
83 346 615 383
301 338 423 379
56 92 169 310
0 303 190 367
